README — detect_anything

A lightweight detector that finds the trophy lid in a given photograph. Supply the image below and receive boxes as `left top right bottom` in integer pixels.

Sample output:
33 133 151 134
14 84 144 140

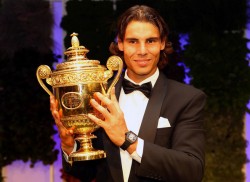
56 32 101 71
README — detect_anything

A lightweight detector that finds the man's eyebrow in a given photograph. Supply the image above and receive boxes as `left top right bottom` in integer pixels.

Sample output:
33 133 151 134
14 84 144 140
125 38 138 41
147 37 161 40
125 37 160 41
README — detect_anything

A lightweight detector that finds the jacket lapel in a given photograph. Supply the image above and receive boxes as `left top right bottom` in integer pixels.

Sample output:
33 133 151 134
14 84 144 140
138 72 167 142
129 73 168 181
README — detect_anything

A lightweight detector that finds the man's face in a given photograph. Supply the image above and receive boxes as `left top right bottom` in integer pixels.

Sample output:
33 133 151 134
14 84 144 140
118 21 165 83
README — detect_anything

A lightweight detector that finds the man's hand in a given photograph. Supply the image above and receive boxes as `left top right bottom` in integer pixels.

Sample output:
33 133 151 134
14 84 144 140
50 95 75 155
88 87 129 148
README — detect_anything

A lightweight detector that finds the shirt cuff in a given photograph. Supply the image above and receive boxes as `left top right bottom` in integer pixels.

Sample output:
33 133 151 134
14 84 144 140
130 138 144 163
62 142 77 162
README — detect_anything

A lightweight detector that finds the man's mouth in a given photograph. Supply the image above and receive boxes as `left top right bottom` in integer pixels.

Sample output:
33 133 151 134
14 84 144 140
135 59 150 66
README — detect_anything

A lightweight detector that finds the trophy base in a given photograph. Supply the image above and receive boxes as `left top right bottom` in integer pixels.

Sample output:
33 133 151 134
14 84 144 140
69 149 106 162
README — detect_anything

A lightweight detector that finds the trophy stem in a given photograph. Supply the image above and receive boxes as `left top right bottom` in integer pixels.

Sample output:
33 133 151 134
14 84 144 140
77 134 96 151
68 134 106 162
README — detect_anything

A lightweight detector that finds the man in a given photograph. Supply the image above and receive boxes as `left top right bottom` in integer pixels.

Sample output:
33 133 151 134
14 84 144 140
50 5 206 182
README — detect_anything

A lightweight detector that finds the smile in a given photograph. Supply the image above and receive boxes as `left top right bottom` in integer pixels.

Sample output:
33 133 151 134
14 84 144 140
134 59 150 66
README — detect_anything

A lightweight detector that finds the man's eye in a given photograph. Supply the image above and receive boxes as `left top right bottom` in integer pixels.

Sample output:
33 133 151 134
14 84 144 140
147 39 156 44
129 40 137 44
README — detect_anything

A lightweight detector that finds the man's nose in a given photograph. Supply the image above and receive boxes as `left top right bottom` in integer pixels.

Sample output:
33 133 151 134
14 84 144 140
138 43 147 55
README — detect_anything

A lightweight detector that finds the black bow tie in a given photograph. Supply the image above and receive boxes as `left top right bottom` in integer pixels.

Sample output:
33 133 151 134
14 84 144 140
122 79 152 98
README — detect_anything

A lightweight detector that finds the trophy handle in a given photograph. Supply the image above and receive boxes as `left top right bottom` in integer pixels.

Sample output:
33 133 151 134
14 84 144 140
104 56 123 96
36 65 53 96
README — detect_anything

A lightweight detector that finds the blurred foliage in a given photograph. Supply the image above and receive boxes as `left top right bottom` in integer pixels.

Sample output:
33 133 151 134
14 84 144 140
181 0 249 181
184 30 250 182
0 0 59 181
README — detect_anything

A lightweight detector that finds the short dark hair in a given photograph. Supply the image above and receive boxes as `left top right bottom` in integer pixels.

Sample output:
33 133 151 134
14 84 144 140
109 5 173 69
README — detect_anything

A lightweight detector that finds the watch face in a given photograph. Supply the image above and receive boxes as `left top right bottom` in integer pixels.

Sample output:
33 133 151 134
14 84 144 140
127 132 137 143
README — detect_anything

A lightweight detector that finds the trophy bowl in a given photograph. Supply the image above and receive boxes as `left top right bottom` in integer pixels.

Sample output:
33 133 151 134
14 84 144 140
36 33 123 162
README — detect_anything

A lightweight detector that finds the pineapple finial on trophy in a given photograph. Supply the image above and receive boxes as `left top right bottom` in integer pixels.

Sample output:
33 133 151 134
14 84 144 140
71 32 80 48
64 32 90 62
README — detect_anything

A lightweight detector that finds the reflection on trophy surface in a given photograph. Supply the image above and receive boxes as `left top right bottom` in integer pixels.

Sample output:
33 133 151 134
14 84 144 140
36 33 123 163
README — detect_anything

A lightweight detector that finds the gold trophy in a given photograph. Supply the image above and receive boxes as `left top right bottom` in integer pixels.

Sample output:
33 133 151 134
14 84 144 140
36 33 123 162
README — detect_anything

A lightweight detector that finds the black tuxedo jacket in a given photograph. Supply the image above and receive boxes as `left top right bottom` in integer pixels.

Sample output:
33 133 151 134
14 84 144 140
63 72 206 182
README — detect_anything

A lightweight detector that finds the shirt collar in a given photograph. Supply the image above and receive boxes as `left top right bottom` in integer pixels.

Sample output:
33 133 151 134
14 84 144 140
124 68 159 88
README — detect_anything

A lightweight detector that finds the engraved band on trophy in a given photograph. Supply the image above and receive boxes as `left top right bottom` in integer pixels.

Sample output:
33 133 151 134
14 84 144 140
36 33 123 163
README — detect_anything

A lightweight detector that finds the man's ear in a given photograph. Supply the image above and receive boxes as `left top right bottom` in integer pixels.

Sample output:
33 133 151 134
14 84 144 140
160 38 166 50
117 37 124 51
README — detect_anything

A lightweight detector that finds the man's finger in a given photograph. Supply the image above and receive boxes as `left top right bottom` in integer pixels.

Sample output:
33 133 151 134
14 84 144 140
88 113 106 128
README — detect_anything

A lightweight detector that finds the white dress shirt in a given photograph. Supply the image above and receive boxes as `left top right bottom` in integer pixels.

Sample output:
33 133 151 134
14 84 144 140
119 69 159 182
